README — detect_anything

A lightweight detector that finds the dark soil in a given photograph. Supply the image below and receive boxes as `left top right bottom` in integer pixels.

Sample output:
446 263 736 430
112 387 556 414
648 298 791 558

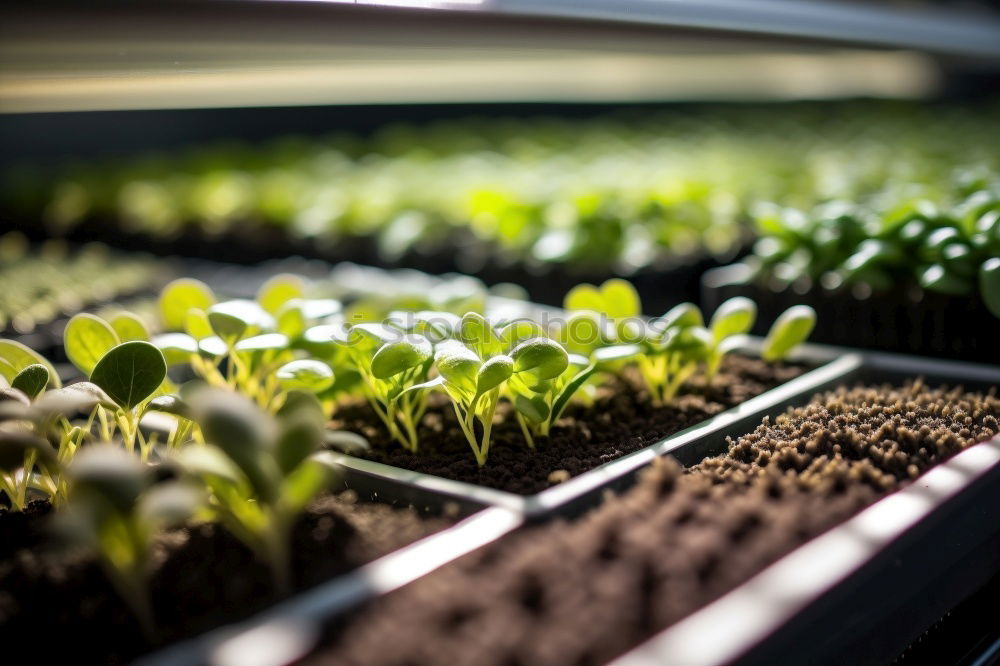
334 355 807 494
304 381 1000 666
0 491 451 665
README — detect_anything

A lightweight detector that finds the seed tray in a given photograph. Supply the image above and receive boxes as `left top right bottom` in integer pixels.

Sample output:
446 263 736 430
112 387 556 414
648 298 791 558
327 339 854 518
140 349 1000 666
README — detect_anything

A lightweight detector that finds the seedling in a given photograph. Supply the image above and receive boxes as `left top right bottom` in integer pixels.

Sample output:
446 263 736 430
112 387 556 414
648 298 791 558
0 420 56 511
635 303 713 404
176 386 337 592
705 297 757 382
89 341 168 460
334 323 434 452
761 305 817 362
433 313 569 465
61 445 201 637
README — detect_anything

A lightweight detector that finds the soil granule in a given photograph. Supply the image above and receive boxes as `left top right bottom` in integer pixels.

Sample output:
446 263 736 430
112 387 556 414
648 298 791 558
334 355 806 494
0 491 451 664
305 381 1000 666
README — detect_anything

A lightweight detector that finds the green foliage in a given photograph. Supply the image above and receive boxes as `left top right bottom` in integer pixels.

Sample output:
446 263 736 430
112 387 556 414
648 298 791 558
434 315 571 466
176 387 337 591
747 176 1000 318
335 324 433 452
64 313 120 376
762 306 818 362
62 445 201 636
159 277 215 330
11 363 48 400
12 106 998 277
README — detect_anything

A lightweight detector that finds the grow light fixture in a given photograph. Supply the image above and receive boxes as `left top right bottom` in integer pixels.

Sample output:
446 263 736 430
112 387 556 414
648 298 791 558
0 50 938 113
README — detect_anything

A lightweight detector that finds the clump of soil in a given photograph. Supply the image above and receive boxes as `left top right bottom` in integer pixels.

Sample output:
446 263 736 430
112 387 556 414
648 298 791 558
333 355 806 494
0 491 451 665
305 381 1000 666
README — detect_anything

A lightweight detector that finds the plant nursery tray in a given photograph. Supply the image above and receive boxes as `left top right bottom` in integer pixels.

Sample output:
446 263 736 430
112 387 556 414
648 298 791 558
326 339 852 517
136 348 1000 666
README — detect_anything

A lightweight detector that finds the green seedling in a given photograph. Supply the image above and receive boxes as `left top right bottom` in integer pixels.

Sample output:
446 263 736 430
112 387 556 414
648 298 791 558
433 313 569 465
705 297 757 382
61 445 202 637
633 302 711 404
334 323 433 452
761 305 817 362
89 341 168 460
176 386 337 592
0 420 56 511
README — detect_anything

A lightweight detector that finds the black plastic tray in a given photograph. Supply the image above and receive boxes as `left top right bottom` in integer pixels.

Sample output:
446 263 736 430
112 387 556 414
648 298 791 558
329 339 853 518
147 349 1000 666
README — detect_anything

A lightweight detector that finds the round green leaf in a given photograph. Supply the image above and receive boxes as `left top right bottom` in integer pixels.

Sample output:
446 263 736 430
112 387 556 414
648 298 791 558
563 283 605 314
207 309 248 344
64 313 120 376
598 278 642 318
434 340 480 396
160 277 215 330
90 341 168 409
109 312 150 342
11 364 48 400
762 305 817 362
185 308 214 340
658 302 704 331
459 312 502 357
710 297 758 342
476 354 514 393
0 340 60 387
371 335 432 380
276 359 335 392
511 337 569 380
257 273 305 315
276 300 307 337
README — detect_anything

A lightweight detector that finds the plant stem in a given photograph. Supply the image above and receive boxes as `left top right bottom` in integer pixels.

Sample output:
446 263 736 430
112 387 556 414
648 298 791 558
516 412 536 450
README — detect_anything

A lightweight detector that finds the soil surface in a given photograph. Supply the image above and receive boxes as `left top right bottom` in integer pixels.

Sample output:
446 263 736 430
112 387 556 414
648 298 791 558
0 491 451 665
305 381 1000 666
333 355 807 494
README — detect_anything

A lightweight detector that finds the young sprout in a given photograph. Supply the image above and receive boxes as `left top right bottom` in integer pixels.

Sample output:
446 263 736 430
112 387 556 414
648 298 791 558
334 324 433 452
62 445 202 637
509 351 595 448
761 305 818 362
176 386 337 592
633 303 712 405
89 341 168 460
434 313 568 465
0 413 56 511
705 297 757 383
